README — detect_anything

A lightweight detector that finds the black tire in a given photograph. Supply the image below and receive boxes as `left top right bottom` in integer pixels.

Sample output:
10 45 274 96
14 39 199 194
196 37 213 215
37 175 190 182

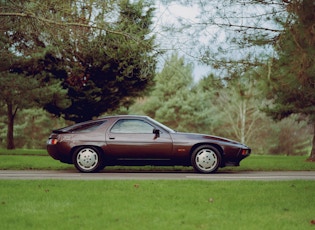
191 145 221 173
73 147 104 173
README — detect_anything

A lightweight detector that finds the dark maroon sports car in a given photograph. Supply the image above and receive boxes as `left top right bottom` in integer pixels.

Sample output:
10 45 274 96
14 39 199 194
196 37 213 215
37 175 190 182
47 115 251 173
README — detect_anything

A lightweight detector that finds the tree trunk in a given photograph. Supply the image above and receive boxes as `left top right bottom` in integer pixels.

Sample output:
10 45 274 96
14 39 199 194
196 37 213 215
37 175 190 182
240 100 246 144
6 102 15 150
307 121 315 162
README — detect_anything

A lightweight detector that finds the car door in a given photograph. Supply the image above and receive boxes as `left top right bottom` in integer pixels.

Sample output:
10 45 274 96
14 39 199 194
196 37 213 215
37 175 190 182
106 118 173 158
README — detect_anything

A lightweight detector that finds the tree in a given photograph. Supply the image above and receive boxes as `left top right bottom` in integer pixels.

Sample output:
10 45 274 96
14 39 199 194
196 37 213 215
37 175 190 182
0 71 68 149
142 53 211 132
189 66 310 155
162 0 315 158
141 53 220 133
268 116 312 156
14 109 68 149
0 2 69 149
190 73 224 134
161 0 284 72
1 0 157 123
214 70 265 144
142 53 194 130
263 0 315 160
46 0 157 122
0 0 158 148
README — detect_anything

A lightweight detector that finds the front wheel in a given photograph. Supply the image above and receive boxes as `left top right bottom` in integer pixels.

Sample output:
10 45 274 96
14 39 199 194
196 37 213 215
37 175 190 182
191 145 221 173
73 147 103 173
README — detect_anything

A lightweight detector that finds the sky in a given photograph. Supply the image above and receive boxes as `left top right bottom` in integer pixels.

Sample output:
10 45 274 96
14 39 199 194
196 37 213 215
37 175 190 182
153 2 212 81
152 1 281 82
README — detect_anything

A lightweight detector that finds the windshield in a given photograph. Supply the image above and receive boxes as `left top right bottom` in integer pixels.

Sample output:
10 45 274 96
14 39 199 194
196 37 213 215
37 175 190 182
146 117 176 133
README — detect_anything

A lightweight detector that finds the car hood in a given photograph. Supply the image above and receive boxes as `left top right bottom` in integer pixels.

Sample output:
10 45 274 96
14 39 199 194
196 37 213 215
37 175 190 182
173 132 246 146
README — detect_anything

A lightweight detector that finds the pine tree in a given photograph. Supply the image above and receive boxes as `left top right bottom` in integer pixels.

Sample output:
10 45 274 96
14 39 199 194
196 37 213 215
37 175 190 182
143 53 214 132
142 54 191 129
265 0 315 160
1 0 158 148
50 0 157 122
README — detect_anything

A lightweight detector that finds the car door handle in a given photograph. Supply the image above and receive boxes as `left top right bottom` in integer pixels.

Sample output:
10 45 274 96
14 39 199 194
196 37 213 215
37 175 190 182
109 137 115 140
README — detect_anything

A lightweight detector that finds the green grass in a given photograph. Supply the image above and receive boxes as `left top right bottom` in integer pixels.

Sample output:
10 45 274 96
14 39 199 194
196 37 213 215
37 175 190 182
0 180 315 230
0 155 72 170
230 154 315 171
0 150 315 171
1 150 315 229
0 148 47 156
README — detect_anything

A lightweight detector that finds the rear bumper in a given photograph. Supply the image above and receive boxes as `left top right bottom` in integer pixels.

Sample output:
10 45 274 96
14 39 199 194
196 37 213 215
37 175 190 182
47 144 72 164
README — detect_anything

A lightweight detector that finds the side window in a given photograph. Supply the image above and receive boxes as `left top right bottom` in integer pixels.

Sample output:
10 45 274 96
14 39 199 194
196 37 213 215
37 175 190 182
111 119 154 134
70 121 106 133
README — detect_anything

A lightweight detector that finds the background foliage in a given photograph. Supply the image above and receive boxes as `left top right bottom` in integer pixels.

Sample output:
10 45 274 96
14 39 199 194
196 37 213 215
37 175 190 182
0 0 313 157
0 0 157 148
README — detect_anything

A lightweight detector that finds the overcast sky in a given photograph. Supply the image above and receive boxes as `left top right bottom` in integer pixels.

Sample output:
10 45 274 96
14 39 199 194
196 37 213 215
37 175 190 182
153 2 212 81
152 1 281 81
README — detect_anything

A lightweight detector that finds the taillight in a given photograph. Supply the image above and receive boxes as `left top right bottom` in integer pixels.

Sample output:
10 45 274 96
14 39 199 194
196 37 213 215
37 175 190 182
241 149 248 155
48 139 58 145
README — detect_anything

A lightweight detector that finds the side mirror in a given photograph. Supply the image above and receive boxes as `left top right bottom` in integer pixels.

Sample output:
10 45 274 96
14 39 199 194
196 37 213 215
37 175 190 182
153 129 160 138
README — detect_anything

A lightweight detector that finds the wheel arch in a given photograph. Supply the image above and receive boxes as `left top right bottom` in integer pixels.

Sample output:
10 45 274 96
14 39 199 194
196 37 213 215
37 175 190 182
70 145 105 164
190 143 225 167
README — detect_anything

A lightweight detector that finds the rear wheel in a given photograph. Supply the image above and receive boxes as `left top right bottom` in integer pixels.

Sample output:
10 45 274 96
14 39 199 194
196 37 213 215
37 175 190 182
73 147 103 173
191 145 221 173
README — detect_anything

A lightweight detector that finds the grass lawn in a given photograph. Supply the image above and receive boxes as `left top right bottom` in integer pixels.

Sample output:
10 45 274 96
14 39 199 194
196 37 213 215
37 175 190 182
230 154 315 171
0 148 315 171
1 149 315 229
0 148 47 156
0 180 315 230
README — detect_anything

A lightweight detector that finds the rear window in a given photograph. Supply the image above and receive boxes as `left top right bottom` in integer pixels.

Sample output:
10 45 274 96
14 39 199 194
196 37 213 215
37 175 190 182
53 120 106 134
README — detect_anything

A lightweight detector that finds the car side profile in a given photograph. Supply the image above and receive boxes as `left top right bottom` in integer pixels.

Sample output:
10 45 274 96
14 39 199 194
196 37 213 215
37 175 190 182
47 115 251 173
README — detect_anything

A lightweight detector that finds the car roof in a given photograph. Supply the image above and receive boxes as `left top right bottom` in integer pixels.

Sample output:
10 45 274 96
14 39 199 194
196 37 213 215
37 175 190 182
96 115 150 121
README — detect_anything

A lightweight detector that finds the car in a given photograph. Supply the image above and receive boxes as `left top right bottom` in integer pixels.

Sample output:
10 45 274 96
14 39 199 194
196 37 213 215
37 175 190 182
47 115 251 173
